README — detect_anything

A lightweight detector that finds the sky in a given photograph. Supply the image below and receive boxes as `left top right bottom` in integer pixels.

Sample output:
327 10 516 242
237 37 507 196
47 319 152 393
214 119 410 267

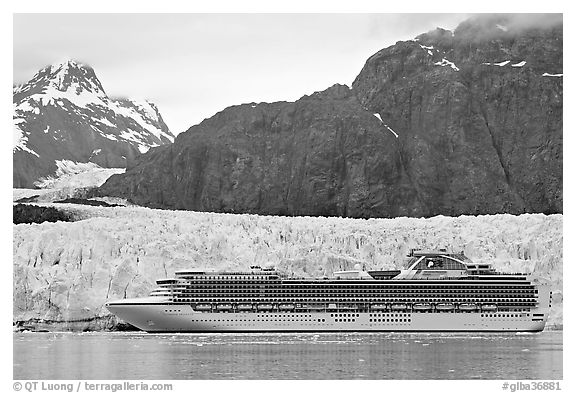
13 13 470 136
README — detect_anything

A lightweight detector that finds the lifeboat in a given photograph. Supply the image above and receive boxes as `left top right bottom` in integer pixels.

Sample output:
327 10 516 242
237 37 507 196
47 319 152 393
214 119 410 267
257 304 274 311
195 303 212 311
413 303 432 311
371 304 388 311
390 303 407 311
481 304 498 311
279 303 295 311
237 304 253 311
435 303 455 311
458 303 477 311
216 303 233 311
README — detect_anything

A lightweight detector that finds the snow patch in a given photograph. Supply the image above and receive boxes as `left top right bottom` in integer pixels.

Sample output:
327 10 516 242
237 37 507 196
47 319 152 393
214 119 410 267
511 61 526 67
482 61 512 67
373 114 398 138
383 124 399 138
15 100 36 113
111 100 174 143
434 58 459 71
96 117 115 127
137 144 150 154
13 124 40 157
542 73 563 77
419 44 434 56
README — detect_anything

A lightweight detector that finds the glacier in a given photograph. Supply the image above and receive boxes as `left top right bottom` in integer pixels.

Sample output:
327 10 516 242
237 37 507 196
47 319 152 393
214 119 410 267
13 204 563 330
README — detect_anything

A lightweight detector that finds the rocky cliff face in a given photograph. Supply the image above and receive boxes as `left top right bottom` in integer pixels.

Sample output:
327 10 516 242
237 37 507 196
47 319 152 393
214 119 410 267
98 15 562 217
101 84 416 217
352 15 562 216
13 60 174 188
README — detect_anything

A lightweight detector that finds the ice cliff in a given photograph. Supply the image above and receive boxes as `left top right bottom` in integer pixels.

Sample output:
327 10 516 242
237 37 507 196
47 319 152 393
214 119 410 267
13 205 562 330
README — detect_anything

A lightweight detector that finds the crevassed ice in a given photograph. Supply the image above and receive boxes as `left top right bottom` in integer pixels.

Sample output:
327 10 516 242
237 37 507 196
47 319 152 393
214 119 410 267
33 159 125 189
12 208 561 328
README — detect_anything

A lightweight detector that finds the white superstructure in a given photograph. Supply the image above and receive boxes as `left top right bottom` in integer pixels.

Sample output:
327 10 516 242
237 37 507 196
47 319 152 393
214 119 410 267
106 250 551 332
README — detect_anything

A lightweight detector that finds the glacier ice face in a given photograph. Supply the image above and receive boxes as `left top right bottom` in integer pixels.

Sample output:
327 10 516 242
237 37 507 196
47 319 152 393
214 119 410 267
12 205 563 329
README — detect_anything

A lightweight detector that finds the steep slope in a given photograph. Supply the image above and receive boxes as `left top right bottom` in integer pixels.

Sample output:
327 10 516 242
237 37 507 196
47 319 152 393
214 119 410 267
99 15 562 218
13 60 174 188
102 85 415 217
352 14 562 216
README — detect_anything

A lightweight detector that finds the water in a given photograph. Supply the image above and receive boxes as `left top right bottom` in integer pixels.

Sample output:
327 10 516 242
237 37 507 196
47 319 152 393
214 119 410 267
13 331 562 380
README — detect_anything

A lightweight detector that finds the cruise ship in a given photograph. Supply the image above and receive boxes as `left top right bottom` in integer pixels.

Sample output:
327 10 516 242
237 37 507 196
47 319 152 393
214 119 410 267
105 249 551 332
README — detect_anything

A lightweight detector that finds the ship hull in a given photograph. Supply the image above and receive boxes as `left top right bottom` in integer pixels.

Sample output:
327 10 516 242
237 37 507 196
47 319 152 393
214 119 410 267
107 302 548 333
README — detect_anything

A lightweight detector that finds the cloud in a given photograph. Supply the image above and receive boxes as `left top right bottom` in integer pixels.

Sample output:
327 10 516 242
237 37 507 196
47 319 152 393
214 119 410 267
366 14 470 42
457 13 563 36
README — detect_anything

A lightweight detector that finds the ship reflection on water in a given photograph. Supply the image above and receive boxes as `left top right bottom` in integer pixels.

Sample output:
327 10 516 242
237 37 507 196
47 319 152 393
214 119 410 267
14 331 562 380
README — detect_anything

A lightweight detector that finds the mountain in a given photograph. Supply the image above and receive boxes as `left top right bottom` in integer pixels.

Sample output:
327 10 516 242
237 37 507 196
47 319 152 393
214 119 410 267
13 59 174 188
98 15 562 218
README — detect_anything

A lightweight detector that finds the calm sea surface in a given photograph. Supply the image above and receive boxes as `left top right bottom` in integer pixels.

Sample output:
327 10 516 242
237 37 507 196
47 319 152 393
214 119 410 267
14 331 562 380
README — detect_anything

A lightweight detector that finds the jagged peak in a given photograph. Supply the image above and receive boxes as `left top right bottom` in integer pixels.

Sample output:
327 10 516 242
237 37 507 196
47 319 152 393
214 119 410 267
23 58 107 100
414 27 454 44
308 83 352 100
50 58 84 71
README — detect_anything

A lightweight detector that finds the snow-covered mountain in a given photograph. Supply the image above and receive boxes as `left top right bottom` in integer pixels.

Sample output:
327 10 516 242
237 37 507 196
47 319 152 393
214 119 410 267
13 59 174 188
